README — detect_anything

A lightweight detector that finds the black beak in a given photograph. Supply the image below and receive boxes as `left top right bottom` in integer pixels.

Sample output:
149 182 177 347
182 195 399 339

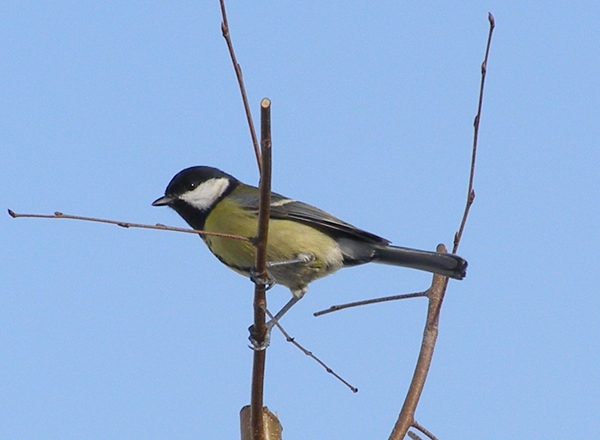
152 195 174 206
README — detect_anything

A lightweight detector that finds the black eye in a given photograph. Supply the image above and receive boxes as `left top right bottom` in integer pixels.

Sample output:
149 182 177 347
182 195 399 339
187 182 197 191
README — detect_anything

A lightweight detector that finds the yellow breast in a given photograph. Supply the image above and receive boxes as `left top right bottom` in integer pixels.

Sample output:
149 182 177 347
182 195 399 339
202 197 344 292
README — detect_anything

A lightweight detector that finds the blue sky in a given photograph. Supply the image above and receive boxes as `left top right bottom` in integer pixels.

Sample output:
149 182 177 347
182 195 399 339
2 2 599 439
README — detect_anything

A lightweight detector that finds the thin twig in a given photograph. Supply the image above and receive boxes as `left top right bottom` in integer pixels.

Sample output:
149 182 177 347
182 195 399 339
453 12 495 253
219 0 262 173
412 421 439 440
315 15 496 320
265 310 358 393
249 98 272 440
407 431 423 440
7 209 251 241
313 291 428 317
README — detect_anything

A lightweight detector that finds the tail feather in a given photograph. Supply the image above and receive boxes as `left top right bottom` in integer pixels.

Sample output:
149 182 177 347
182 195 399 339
373 245 467 280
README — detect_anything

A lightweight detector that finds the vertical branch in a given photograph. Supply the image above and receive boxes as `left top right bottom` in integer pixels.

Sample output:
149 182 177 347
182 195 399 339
250 98 272 440
389 14 495 440
388 246 448 440
219 2 278 437
219 0 262 173
453 12 495 253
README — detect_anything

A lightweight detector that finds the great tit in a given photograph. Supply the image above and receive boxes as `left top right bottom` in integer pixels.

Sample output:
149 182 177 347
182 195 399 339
152 166 467 339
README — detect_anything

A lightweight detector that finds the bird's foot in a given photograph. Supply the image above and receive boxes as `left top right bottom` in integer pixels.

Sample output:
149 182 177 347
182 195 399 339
249 268 276 290
248 320 275 351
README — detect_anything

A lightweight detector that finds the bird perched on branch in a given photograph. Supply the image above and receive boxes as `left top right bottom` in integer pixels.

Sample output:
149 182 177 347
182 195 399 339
153 166 467 347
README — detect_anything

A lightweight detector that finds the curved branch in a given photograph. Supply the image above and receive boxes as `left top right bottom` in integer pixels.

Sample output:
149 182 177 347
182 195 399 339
219 0 262 172
389 13 495 440
388 247 449 440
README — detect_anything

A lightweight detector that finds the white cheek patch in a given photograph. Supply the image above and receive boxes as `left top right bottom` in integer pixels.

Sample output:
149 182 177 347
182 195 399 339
180 177 230 210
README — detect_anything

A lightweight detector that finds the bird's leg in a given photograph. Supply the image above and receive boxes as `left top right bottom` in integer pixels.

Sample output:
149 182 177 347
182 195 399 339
249 294 303 351
266 294 302 329
248 253 314 290
266 252 315 268
249 253 314 350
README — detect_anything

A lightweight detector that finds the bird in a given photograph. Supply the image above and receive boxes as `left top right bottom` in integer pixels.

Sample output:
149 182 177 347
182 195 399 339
152 166 467 347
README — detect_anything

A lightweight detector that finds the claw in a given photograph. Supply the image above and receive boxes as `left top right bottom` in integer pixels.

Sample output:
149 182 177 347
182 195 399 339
249 267 276 290
248 323 273 351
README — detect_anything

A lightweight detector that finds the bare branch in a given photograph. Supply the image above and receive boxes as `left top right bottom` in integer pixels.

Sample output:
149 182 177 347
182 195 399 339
219 0 262 173
249 98 272 440
266 310 358 393
313 291 428 317
412 421 439 440
7 209 251 241
388 245 449 440
407 431 423 440
389 15 495 440
453 12 495 253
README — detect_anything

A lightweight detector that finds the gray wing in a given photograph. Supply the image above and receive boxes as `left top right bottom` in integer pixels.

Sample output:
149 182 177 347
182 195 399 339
233 189 390 245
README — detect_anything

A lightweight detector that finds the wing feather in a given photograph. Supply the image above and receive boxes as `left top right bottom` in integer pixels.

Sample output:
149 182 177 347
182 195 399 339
231 190 389 245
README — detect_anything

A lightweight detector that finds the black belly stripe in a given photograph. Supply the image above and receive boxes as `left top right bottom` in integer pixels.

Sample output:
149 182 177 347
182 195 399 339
204 238 252 274
215 253 251 274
